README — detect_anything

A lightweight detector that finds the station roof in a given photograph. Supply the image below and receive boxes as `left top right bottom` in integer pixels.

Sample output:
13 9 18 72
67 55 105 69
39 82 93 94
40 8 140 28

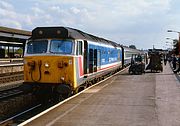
0 26 31 46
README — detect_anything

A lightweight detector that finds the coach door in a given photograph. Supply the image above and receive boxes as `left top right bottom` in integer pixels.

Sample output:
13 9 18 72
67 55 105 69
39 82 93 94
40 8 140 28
89 49 94 73
94 49 97 72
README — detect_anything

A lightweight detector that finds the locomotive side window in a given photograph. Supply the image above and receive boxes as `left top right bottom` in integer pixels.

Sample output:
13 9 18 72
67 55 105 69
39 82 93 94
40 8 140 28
27 40 48 54
50 40 73 54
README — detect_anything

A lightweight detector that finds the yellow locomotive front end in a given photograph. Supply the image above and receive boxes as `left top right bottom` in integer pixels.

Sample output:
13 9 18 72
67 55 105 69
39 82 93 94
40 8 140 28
24 55 76 86
24 38 77 100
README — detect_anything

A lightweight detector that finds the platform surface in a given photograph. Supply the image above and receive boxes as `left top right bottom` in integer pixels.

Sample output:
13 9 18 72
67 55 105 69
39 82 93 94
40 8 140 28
23 63 180 126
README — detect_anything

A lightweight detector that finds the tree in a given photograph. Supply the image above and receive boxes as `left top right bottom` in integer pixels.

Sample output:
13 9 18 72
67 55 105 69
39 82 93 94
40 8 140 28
129 45 136 49
15 48 23 54
15 48 23 57
173 39 179 55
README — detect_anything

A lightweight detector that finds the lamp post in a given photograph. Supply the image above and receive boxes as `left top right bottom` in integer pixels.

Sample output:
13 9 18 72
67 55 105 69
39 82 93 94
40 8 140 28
167 30 180 41
167 30 180 54
166 37 175 41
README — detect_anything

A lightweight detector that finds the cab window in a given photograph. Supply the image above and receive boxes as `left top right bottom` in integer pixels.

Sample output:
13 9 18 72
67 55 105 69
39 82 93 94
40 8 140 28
27 40 48 54
50 40 73 54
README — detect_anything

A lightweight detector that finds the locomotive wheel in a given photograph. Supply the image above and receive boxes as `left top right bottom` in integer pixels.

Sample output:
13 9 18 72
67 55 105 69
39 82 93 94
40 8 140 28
54 84 71 102
53 93 65 102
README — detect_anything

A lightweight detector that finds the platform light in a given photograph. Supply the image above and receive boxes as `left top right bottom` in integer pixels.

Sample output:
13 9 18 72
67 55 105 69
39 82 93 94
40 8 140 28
167 30 173 32
0 41 23 45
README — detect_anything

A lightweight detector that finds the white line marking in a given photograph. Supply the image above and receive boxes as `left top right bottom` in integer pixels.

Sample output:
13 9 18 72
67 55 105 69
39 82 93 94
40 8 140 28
18 67 128 126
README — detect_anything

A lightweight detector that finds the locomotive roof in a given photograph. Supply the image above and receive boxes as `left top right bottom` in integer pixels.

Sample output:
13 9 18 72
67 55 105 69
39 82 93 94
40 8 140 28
31 27 120 47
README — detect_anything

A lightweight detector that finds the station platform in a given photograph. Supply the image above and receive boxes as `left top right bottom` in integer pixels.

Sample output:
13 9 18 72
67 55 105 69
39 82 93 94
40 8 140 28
0 58 23 65
21 63 180 126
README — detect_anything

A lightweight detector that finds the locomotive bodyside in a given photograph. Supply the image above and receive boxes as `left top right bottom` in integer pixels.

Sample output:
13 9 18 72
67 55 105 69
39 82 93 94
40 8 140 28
23 27 123 100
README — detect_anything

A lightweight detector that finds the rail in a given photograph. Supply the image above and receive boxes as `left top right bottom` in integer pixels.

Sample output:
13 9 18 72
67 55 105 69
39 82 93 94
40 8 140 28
0 87 23 100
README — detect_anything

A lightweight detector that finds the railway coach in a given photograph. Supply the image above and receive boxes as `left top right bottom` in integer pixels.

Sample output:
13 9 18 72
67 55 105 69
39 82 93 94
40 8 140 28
23 27 124 101
123 46 143 66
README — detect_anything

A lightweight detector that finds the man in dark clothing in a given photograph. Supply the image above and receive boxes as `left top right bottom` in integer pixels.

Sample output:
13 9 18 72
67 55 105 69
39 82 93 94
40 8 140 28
164 57 167 65
173 55 180 73
164 54 167 65
135 54 142 62
172 54 177 70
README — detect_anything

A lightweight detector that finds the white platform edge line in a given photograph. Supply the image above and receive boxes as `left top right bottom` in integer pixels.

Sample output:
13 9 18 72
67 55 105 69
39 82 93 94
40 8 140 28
18 66 129 126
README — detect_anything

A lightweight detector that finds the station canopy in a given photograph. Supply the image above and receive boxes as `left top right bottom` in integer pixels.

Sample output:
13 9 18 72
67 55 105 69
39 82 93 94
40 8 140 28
0 26 31 47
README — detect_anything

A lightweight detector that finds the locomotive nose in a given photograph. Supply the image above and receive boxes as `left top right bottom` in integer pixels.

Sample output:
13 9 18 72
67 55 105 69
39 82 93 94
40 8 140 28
24 56 74 85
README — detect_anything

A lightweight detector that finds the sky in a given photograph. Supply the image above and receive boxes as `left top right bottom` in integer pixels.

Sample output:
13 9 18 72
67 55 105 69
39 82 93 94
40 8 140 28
1 0 180 50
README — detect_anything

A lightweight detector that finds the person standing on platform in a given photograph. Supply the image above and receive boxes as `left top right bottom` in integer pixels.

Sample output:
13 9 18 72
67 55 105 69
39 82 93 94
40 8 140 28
173 54 180 73
172 54 177 70
163 54 167 65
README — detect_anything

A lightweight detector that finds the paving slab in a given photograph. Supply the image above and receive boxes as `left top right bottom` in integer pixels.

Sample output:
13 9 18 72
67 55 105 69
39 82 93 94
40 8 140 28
22 63 180 126
156 63 180 126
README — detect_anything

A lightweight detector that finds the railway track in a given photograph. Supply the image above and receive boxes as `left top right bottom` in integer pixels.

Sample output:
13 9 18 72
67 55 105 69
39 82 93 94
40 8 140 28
0 87 23 100
0 104 42 126
0 61 24 78
0 98 57 126
0 73 23 84
0 92 38 123
0 73 24 92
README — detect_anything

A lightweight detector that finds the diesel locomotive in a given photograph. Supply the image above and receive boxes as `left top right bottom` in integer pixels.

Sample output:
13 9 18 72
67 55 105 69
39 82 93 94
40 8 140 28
23 27 142 101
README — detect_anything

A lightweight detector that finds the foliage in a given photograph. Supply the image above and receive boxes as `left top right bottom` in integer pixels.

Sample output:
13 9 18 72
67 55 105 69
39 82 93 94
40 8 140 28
129 45 136 49
15 48 23 54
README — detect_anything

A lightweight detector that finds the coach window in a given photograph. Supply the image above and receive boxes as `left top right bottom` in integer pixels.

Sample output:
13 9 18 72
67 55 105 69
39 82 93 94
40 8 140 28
76 41 83 55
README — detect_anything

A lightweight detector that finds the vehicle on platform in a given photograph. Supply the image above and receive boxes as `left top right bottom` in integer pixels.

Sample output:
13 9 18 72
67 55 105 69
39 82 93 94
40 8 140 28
146 52 163 72
128 54 146 75
23 27 143 101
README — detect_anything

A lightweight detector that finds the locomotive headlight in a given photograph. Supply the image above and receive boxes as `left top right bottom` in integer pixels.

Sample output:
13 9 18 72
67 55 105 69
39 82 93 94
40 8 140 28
60 77 65 81
44 62 50 68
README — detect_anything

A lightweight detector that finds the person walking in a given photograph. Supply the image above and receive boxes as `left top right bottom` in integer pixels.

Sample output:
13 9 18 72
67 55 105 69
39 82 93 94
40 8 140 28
164 55 167 65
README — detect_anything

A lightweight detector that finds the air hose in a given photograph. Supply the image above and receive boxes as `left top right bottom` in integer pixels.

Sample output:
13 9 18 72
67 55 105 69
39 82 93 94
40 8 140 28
30 60 42 82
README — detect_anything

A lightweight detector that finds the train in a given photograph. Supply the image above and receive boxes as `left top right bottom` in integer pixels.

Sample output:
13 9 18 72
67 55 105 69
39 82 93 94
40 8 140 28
23 27 145 101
